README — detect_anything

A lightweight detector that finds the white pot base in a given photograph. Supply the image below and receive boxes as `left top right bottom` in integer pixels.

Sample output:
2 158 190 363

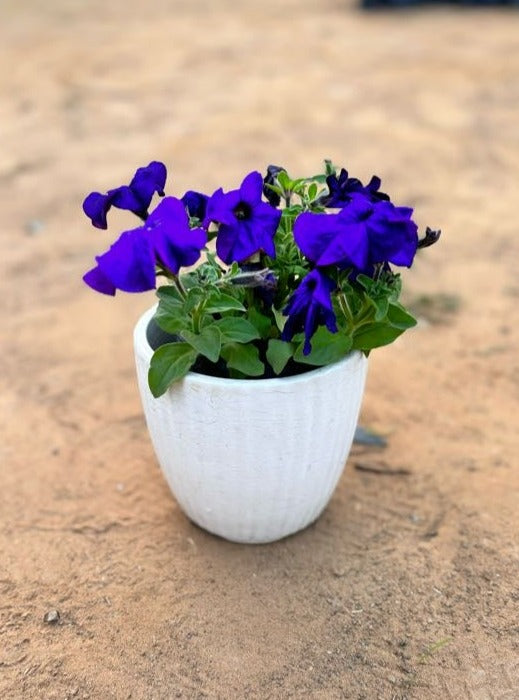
134 307 368 544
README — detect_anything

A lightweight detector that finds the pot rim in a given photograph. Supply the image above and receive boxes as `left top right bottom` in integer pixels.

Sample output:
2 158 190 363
134 305 365 389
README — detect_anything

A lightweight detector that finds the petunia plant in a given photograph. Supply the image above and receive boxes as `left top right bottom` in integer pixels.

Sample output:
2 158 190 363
82 160 440 396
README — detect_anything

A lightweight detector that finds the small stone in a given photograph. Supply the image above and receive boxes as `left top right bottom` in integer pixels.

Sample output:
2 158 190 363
43 609 60 625
353 425 388 447
24 219 45 236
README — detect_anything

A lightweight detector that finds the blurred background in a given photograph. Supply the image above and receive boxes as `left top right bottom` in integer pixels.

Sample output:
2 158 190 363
2 1 519 698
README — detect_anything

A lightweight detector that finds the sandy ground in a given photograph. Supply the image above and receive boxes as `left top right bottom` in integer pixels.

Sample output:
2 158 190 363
1 1 519 698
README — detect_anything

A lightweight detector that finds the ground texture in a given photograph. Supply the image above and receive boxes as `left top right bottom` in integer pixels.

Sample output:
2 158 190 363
1 1 519 698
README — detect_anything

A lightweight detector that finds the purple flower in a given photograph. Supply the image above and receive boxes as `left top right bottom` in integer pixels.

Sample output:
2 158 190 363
83 196 206 295
281 269 338 355
320 169 389 208
294 194 418 272
204 171 282 264
146 197 207 274
83 161 167 229
181 190 209 221
83 228 156 295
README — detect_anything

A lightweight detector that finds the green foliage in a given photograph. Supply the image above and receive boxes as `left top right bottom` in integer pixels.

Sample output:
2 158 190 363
220 343 264 376
266 339 294 375
294 327 352 366
247 307 273 339
203 292 246 314
211 317 260 344
182 326 222 363
332 271 417 354
146 162 424 393
148 343 197 397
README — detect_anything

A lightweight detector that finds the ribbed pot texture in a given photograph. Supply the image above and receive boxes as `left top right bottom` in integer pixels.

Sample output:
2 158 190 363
134 307 368 544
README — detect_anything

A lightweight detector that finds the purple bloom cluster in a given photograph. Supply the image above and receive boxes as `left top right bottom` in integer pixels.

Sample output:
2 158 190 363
83 197 207 296
82 161 424 357
284 193 418 354
82 164 282 296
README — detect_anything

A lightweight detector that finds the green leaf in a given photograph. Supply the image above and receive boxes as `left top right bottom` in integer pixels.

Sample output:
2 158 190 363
154 297 190 334
370 296 389 322
272 307 287 333
266 339 294 375
277 170 292 191
181 325 222 363
307 182 318 201
156 285 184 303
203 292 245 314
213 317 261 344
355 274 375 292
264 183 284 198
183 287 205 312
387 303 417 329
221 343 264 377
324 159 336 176
307 174 328 184
294 327 352 366
351 323 404 351
247 307 273 339
148 343 197 397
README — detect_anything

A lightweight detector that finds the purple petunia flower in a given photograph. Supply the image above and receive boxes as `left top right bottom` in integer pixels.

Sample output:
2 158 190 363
281 269 338 355
83 228 156 295
83 161 167 229
83 196 206 295
319 168 389 208
204 171 282 264
294 193 418 272
146 197 207 275
181 190 209 221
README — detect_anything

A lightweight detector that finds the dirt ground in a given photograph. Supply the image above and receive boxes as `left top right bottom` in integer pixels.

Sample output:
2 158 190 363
1 1 519 698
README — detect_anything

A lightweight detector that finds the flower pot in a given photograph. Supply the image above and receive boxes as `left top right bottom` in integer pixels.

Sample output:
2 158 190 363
134 307 368 544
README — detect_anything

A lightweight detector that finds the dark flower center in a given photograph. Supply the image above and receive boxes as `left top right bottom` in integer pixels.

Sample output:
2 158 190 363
234 201 252 220
358 206 374 222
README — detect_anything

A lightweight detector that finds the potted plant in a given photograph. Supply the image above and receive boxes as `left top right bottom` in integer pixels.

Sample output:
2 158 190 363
82 160 439 543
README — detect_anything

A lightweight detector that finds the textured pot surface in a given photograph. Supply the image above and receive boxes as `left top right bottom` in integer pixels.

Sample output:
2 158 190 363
134 307 368 544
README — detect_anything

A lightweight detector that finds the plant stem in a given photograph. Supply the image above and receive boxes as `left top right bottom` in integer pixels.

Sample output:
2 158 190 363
338 292 354 328
173 275 187 300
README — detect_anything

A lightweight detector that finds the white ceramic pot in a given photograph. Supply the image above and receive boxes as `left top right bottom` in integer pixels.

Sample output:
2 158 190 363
134 307 368 544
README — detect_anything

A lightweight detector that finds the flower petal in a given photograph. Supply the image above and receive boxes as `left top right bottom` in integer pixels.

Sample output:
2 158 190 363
207 174 281 264
82 191 113 229
294 211 368 269
239 171 263 206
147 197 207 274
108 185 142 212
83 265 116 295
281 269 337 354
181 190 209 220
204 188 238 227
365 201 418 268
95 228 156 293
128 161 168 210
